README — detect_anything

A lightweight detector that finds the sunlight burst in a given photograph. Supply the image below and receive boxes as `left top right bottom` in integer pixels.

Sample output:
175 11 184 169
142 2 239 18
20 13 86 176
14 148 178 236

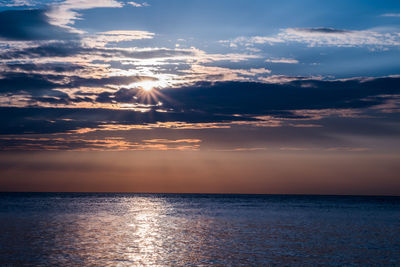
137 81 155 92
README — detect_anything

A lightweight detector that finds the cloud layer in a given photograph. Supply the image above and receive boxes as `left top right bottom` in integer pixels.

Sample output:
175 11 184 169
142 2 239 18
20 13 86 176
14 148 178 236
1 0 400 153
228 27 400 48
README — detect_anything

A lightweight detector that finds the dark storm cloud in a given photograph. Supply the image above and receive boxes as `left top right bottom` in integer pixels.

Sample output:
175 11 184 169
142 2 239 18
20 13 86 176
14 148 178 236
95 88 139 103
3 63 85 73
0 72 62 95
0 71 156 95
0 43 82 60
69 75 157 88
296 27 350 34
0 107 254 135
30 96 71 105
0 137 114 151
0 42 194 60
92 76 400 117
0 9 77 40
151 77 400 116
0 77 399 137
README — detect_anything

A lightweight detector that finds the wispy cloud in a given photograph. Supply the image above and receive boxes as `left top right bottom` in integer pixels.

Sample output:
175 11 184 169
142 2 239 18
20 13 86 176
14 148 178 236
257 75 323 84
143 139 201 144
0 9 78 40
83 30 155 47
381 13 400 17
0 137 201 151
227 27 400 48
265 58 299 64
215 147 267 152
325 147 370 152
46 0 123 31
182 65 270 82
279 27 400 47
0 0 37 7
222 36 284 47
126 1 149 7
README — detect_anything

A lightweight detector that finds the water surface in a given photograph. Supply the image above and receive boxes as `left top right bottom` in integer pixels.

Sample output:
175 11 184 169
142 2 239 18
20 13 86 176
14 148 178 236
0 193 399 266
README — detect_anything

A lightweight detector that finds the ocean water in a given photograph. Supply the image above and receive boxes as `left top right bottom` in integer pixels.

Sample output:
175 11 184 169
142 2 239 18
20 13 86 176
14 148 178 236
0 193 399 266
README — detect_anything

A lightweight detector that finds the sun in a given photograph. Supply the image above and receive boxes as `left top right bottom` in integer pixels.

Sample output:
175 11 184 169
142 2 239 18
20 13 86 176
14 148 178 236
137 81 154 92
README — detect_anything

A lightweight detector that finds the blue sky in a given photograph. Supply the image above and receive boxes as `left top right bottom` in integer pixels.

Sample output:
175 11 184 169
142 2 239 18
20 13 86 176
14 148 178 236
1 0 400 81
70 0 400 78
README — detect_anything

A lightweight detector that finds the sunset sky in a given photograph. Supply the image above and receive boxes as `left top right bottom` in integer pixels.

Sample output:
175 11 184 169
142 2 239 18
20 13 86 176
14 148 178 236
0 0 399 194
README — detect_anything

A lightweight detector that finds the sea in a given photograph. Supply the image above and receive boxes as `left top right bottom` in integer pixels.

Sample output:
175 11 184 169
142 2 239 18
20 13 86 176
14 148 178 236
0 193 399 266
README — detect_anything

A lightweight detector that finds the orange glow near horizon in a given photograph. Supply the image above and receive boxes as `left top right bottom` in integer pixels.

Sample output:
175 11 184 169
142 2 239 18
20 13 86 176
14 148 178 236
1 151 400 195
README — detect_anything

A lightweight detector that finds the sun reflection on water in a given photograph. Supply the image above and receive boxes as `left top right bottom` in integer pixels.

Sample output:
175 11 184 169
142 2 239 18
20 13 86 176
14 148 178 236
2 195 400 266
49 196 219 266
124 197 169 264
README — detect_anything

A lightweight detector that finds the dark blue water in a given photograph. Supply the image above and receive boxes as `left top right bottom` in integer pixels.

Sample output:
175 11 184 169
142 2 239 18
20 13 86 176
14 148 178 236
0 193 399 266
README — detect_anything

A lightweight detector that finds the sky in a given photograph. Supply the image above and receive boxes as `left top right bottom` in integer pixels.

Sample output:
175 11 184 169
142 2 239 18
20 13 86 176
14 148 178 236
0 0 399 195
